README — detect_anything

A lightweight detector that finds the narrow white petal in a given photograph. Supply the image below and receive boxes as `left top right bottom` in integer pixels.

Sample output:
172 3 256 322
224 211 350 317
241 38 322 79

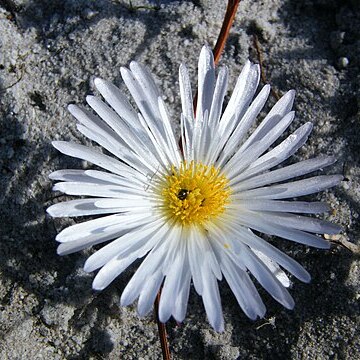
57 229 127 256
187 230 204 294
120 66 172 164
49 169 110 184
76 123 153 175
208 66 228 129
172 266 191 322
94 198 153 209
53 182 150 199
255 212 341 234
234 175 343 199
47 198 124 218
238 227 311 283
52 141 138 178
219 61 259 135
92 251 140 290
248 122 313 171
84 170 146 189
179 64 195 123
239 90 295 152
121 231 170 306
159 238 187 323
223 111 296 178
137 270 164 317
158 97 182 165
84 217 164 272
252 249 291 288
56 212 152 243
196 45 215 122
201 271 224 332
236 199 330 214
211 240 265 319
239 243 295 309
230 212 330 248
86 95 160 167
232 156 337 191
93 78 142 131
217 84 271 166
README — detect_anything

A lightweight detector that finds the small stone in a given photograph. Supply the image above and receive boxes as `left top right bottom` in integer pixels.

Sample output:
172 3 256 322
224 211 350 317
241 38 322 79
338 57 349 69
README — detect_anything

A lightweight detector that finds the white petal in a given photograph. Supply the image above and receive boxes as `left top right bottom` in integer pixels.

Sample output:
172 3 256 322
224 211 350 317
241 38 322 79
211 240 265 319
230 211 330 248
56 212 152 243
172 266 191 323
76 123 152 175
84 217 164 272
232 156 336 191
53 181 150 199
236 199 330 214
57 229 127 256
234 175 343 199
120 230 170 306
196 45 215 122
179 64 195 123
255 211 341 234
84 170 146 189
92 250 140 290
219 61 260 135
223 111 296 179
52 141 138 178
159 236 187 322
252 249 291 287
201 270 224 332
239 243 295 309
47 198 124 217
137 270 164 317
93 78 142 131
208 66 228 129
86 95 160 168
248 122 313 171
217 84 270 166
239 90 295 152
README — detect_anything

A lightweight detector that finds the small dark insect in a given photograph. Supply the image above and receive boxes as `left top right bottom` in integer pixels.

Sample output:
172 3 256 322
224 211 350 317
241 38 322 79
177 189 189 200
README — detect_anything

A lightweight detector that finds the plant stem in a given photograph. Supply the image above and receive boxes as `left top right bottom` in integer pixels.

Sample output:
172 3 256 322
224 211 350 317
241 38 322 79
213 0 241 66
154 289 171 360
193 0 241 110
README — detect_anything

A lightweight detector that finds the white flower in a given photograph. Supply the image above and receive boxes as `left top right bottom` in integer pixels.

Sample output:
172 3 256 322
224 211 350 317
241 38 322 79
47 46 342 332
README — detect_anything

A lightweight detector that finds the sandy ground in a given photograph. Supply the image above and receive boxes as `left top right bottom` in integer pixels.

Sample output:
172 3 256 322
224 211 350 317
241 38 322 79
0 0 359 359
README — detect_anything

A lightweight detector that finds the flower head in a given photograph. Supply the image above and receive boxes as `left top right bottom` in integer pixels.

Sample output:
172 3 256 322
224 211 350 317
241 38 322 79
47 46 342 332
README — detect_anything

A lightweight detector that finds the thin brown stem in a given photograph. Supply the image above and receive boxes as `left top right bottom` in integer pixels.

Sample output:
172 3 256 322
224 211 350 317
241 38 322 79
193 0 241 111
253 34 280 100
213 0 241 66
154 289 171 360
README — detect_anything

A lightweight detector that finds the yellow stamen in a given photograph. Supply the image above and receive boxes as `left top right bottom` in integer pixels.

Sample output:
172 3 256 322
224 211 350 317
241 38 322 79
158 161 231 227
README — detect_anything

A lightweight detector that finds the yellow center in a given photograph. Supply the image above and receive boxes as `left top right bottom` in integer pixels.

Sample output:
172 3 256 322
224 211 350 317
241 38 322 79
159 161 231 227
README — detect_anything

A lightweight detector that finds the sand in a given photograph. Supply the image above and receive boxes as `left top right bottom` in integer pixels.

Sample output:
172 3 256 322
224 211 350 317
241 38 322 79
0 0 359 358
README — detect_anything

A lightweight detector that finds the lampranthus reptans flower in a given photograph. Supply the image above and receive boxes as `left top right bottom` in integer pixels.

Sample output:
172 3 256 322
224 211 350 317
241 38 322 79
47 46 342 332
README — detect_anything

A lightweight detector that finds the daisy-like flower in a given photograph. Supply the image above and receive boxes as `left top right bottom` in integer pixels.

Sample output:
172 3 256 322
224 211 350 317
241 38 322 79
47 46 342 332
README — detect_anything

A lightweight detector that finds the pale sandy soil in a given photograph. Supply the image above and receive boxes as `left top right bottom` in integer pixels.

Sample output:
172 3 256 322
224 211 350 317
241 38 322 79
0 0 359 359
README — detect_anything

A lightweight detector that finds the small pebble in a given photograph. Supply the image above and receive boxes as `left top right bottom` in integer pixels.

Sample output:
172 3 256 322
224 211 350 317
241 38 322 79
338 57 349 69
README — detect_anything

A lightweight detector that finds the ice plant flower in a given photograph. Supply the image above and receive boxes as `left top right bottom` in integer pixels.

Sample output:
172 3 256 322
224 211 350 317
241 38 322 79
47 46 342 332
